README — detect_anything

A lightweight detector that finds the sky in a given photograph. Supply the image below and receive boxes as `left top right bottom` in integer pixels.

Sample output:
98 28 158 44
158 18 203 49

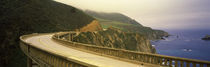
54 0 210 30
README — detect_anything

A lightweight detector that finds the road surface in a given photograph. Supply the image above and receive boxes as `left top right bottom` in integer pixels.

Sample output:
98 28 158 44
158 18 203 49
24 34 150 67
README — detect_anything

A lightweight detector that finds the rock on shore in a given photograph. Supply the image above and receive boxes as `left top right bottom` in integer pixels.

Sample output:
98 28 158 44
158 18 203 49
202 35 210 40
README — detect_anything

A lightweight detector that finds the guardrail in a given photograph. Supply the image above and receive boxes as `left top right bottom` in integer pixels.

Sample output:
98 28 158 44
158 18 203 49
53 32 210 67
19 33 97 67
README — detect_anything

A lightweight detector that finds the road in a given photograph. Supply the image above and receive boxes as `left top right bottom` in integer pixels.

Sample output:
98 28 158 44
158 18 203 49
24 34 148 67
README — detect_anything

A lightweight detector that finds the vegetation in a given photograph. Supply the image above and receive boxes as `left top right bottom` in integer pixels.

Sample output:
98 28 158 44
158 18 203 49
74 27 156 53
84 10 169 40
85 10 141 25
0 0 95 67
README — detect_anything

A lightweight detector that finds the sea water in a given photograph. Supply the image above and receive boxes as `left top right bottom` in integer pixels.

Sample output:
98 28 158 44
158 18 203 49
151 29 210 61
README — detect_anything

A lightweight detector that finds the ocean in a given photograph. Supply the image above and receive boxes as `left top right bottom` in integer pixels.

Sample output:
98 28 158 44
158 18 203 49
151 29 210 61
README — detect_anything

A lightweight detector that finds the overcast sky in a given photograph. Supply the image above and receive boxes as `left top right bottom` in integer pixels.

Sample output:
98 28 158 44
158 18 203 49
54 0 210 30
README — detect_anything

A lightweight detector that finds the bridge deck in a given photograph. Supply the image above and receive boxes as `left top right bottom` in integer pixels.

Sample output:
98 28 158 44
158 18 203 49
24 34 159 67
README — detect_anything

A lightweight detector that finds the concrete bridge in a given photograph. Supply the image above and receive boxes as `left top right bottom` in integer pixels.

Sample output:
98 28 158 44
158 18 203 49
19 32 210 67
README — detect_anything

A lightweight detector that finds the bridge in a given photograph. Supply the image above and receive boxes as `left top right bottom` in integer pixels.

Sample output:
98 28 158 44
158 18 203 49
20 32 210 67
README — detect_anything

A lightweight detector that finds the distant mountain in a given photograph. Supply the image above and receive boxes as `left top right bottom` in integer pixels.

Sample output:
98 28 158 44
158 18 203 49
84 10 169 40
0 0 101 67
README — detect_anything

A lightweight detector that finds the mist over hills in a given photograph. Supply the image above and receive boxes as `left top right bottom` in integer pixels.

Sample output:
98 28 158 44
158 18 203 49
84 10 169 40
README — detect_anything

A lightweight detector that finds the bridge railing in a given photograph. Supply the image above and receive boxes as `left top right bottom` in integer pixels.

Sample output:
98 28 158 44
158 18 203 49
20 33 97 67
53 32 210 67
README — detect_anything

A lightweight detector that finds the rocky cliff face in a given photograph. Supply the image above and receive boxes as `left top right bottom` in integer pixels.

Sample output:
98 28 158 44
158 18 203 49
73 27 156 53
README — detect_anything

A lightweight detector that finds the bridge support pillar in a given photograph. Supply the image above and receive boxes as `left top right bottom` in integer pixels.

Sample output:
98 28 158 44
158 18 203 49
27 57 32 67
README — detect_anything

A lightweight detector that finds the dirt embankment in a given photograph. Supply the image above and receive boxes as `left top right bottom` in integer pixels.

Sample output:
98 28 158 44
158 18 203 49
78 20 103 32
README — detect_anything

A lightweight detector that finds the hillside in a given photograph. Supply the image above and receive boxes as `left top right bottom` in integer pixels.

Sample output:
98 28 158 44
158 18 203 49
0 0 101 67
84 10 169 40
73 27 156 53
85 10 141 25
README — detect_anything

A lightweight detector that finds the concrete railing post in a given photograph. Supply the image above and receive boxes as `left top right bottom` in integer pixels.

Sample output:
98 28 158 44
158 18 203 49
186 62 190 67
27 57 32 67
175 60 178 67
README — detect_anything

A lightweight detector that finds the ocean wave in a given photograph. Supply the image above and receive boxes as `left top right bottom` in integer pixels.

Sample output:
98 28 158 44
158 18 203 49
183 49 192 52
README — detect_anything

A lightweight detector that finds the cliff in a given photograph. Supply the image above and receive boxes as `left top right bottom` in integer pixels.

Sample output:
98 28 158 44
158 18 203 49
73 27 156 53
84 10 169 40
0 0 101 67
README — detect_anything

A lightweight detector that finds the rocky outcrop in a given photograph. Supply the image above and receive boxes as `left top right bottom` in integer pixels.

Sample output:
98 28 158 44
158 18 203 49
73 27 156 53
144 29 169 40
202 35 210 40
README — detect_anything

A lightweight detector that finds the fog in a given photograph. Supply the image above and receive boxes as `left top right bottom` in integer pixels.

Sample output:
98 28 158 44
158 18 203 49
55 0 210 30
